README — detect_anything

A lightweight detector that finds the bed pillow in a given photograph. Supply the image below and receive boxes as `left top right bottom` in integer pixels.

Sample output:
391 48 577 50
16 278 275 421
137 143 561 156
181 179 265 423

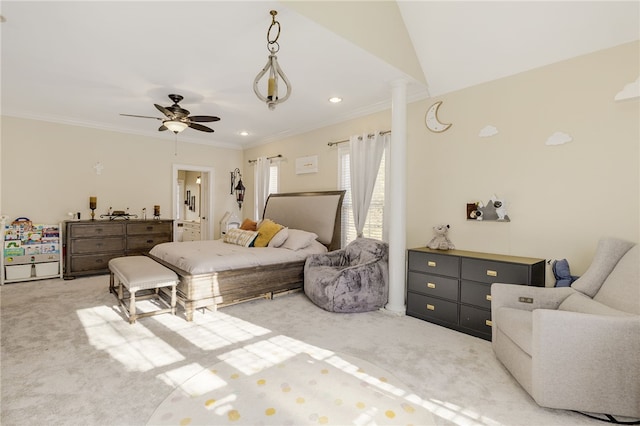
281 229 318 251
223 228 258 247
254 219 284 247
240 218 257 231
268 227 289 248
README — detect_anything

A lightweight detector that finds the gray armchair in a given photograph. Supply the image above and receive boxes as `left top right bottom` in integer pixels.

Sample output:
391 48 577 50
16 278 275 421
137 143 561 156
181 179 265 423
491 238 639 419
304 237 389 313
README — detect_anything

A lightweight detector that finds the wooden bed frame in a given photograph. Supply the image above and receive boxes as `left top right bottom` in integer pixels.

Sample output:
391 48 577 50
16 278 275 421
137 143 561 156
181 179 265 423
149 190 345 321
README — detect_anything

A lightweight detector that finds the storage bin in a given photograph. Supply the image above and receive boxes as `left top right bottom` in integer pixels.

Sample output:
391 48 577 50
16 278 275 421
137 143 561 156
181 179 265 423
5 264 32 280
35 262 59 277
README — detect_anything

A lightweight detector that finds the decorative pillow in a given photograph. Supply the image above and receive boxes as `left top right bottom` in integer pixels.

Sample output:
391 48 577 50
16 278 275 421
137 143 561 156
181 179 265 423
268 227 289 248
254 219 284 247
223 228 258 247
240 218 257 231
281 229 318 251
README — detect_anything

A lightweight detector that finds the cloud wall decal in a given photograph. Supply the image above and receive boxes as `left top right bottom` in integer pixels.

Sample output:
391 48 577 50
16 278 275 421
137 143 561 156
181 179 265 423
546 132 573 146
615 77 640 101
479 125 499 137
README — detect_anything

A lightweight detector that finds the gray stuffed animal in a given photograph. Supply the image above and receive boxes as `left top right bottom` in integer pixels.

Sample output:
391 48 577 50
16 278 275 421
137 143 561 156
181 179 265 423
427 224 455 250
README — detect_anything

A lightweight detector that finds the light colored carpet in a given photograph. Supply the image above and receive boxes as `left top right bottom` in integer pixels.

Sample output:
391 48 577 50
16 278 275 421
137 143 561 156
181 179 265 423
0 275 600 425
148 351 435 425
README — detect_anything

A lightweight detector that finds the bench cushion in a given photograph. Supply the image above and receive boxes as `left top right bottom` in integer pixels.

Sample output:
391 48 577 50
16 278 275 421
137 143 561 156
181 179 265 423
109 256 177 292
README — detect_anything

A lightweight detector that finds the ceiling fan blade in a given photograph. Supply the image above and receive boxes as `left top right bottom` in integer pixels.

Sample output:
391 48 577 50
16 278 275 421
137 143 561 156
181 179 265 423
120 113 162 120
159 125 168 131
188 115 221 123
188 122 214 133
155 104 174 118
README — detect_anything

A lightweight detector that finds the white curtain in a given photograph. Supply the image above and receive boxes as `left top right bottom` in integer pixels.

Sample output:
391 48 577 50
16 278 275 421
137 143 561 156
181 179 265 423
349 132 386 238
253 156 271 220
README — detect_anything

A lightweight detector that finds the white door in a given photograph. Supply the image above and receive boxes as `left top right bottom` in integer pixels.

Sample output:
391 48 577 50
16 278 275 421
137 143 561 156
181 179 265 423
173 164 214 241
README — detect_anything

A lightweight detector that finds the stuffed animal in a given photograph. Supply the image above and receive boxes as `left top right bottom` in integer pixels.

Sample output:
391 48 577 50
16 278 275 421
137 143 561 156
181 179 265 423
427 224 455 250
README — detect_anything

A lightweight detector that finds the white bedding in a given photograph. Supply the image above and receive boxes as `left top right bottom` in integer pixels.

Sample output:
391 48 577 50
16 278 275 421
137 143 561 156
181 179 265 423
149 239 327 275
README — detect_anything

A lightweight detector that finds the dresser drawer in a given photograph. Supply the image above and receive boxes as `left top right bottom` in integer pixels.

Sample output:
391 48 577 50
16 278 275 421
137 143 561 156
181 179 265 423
127 235 170 252
460 305 492 335
127 222 172 235
407 272 458 301
460 280 492 309
70 223 125 238
70 253 122 272
71 237 125 254
461 258 529 284
407 292 458 324
408 251 459 277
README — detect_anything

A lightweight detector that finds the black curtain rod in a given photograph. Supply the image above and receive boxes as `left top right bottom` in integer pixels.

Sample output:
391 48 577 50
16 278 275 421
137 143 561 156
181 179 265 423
327 130 391 147
248 154 283 164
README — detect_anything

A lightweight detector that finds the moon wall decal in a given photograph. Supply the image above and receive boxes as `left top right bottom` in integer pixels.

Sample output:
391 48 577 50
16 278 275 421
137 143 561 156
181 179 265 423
425 101 452 133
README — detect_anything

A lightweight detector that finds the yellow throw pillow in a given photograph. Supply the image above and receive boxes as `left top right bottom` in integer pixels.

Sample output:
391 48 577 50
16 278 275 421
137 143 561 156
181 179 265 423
254 219 284 247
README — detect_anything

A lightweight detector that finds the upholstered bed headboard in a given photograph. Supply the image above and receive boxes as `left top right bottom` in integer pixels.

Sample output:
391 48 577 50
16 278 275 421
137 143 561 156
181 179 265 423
262 190 345 251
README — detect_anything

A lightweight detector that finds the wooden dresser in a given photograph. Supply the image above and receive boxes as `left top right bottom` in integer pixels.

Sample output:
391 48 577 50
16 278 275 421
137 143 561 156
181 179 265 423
407 248 545 340
63 219 173 279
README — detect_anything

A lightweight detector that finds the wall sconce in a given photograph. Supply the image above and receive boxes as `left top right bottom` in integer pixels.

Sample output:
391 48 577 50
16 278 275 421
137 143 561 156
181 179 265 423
196 176 201 185
253 10 292 110
230 168 246 209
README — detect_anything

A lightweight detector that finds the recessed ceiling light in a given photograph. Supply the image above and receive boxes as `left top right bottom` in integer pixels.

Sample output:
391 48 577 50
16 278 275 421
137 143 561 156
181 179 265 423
328 97 342 104
239 131 249 136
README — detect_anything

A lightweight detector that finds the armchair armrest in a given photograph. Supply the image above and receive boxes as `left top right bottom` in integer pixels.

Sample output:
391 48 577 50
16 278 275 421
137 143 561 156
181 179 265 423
491 283 574 312
531 310 640 415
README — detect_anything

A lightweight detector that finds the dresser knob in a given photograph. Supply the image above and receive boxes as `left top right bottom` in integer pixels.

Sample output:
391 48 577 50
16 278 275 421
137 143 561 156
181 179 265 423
486 294 492 301
427 282 436 289
485 319 493 327
486 269 497 277
426 304 435 311
427 261 436 267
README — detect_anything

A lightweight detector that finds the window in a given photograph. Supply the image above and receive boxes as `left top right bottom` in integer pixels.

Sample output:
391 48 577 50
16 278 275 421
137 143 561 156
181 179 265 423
268 163 279 195
338 144 387 247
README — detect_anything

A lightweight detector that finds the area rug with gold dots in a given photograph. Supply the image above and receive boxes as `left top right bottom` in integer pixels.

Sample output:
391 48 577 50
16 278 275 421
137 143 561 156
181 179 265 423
147 351 435 425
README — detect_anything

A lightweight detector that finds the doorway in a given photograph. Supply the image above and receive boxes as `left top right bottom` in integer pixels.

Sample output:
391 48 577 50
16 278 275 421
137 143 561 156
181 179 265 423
172 164 214 241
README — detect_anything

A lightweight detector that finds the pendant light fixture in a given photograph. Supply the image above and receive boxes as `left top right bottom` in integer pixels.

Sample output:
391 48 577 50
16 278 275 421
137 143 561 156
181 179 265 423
253 10 292 110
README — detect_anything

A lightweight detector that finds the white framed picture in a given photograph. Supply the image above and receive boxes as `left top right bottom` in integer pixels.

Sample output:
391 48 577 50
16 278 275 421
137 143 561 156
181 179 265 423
295 155 318 174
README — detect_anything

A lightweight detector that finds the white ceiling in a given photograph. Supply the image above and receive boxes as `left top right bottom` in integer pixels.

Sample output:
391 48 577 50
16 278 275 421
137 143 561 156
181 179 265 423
1 1 638 149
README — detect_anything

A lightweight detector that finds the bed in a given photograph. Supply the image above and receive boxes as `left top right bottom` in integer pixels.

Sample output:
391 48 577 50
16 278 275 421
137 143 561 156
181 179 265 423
148 190 345 320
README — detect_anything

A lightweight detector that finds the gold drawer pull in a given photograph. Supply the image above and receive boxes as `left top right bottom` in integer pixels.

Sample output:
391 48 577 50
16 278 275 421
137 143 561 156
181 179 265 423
426 304 435 311
427 282 436 289
486 270 497 277
427 261 436 267
486 319 493 327
486 294 492 301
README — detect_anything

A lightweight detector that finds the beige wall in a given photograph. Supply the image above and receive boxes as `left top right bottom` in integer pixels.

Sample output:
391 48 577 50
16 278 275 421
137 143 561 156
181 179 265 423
245 41 639 280
1 117 243 236
2 42 637 282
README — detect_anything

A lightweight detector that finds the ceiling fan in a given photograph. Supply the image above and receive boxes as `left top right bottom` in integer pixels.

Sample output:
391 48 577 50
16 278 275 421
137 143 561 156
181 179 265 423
120 94 220 133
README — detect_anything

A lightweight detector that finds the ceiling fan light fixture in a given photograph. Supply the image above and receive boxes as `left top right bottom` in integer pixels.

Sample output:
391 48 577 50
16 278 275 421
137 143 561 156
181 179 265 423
164 120 188 133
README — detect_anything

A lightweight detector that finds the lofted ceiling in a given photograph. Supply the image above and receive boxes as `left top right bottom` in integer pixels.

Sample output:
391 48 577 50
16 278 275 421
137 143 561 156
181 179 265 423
1 1 638 150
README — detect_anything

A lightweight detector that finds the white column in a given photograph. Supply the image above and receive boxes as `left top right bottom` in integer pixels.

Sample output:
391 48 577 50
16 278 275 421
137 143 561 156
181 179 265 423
386 79 407 314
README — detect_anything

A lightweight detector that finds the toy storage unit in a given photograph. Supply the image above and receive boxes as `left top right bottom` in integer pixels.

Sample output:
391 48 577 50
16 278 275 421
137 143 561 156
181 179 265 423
2 221 63 284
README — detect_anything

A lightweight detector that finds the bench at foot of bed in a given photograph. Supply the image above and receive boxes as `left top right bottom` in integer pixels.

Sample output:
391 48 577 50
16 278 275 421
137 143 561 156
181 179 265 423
108 256 178 324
